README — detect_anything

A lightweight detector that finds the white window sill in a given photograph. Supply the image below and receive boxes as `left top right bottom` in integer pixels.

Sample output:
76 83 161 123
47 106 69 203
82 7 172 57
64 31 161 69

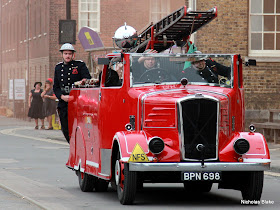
245 56 280 63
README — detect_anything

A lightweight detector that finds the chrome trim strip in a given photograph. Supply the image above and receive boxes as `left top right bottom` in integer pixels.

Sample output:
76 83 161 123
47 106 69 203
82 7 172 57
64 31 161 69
177 95 219 161
98 173 110 177
129 162 270 172
243 158 271 163
86 160 99 168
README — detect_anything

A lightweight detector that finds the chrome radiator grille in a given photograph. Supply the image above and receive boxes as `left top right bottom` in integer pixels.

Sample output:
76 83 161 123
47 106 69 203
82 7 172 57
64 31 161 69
179 97 218 161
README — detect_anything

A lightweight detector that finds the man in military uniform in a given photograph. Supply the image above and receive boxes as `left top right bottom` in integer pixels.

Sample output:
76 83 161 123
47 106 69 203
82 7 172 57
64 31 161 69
188 57 231 83
53 43 91 143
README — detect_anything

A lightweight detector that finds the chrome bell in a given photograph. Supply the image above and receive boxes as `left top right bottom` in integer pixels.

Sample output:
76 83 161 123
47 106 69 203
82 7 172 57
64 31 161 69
113 22 138 50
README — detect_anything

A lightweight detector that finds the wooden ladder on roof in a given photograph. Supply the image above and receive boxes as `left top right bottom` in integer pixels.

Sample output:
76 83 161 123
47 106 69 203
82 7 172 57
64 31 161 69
129 6 217 53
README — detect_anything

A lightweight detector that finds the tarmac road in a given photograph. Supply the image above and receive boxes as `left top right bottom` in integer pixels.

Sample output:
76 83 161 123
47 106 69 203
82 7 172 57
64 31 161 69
0 116 280 209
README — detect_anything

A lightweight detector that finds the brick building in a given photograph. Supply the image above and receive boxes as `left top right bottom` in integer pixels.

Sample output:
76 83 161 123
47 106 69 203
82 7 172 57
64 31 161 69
0 0 184 118
0 0 279 122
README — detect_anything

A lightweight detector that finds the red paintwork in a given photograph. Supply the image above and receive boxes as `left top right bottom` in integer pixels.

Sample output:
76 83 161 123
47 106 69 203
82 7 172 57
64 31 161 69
66 53 270 181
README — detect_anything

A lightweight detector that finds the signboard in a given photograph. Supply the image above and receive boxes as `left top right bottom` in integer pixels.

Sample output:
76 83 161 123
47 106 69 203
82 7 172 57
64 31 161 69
78 27 104 51
9 80 13 100
59 20 76 44
14 79 25 100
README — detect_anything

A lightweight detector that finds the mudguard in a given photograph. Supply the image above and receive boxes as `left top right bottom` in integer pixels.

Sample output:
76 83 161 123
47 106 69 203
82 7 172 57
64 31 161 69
112 131 152 162
66 127 87 172
220 132 271 163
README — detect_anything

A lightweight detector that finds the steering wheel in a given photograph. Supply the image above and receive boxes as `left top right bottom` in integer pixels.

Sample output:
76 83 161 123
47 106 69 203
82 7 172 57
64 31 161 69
138 68 176 83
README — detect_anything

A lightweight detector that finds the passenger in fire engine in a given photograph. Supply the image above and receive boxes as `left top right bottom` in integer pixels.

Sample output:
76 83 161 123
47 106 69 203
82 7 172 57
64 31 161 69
28 82 45 129
53 43 91 143
183 56 231 84
97 57 122 87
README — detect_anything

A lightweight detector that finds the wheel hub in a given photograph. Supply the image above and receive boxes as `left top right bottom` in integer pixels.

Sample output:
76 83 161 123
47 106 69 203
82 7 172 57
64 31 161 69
115 160 120 186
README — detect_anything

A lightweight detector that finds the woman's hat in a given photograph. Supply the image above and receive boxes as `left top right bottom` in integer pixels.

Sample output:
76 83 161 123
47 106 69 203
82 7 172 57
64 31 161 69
34 82 42 87
46 78 53 84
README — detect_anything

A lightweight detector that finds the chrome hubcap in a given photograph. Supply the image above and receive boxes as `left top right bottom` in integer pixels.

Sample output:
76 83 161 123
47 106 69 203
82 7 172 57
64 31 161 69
115 160 120 186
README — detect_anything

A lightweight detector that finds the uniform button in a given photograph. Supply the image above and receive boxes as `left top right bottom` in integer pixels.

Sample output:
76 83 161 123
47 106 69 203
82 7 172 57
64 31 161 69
62 84 65 86
68 83 70 85
68 78 70 80
61 70 63 72
61 74 63 76
71 64 73 66
69 68 71 70
61 79 63 81
68 73 70 75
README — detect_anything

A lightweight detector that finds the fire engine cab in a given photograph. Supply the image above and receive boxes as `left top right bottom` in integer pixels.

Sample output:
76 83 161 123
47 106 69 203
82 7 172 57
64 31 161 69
66 6 271 205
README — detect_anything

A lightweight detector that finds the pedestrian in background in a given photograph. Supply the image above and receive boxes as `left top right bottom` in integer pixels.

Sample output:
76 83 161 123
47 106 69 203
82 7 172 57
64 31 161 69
53 43 91 143
41 78 57 130
28 82 45 129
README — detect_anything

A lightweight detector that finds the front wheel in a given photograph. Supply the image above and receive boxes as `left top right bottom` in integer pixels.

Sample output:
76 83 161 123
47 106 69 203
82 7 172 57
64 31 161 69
241 171 264 201
115 153 137 205
77 170 96 192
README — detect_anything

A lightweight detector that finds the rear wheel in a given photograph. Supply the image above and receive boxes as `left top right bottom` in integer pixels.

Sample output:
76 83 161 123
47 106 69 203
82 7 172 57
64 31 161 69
184 181 213 193
241 171 264 201
115 153 137 205
77 171 96 192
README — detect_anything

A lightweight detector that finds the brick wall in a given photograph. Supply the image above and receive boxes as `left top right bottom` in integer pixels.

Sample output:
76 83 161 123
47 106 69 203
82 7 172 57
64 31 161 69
194 0 280 122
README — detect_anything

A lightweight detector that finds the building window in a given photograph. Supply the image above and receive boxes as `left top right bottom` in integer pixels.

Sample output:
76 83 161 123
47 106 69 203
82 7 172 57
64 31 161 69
79 0 100 32
150 0 170 23
249 0 280 57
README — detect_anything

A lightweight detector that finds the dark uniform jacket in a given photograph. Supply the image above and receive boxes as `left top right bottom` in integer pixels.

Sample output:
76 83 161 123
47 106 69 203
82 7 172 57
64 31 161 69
182 59 231 83
53 60 91 108
196 59 231 83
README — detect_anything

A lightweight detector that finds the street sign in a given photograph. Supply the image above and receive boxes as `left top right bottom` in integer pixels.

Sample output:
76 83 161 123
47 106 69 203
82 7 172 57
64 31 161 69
14 79 25 100
78 27 104 51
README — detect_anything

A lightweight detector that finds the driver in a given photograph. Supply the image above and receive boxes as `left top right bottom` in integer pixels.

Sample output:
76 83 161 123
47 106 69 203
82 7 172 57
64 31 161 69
132 50 159 81
183 56 231 83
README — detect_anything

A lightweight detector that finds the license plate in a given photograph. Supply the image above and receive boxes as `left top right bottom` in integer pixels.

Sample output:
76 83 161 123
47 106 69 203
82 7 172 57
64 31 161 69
182 172 221 181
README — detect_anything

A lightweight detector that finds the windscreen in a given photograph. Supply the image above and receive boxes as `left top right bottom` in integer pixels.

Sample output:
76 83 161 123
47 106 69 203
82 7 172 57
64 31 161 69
130 54 233 88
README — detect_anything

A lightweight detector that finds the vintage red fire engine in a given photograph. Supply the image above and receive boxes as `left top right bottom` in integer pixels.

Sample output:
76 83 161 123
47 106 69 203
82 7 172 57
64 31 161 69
66 6 270 204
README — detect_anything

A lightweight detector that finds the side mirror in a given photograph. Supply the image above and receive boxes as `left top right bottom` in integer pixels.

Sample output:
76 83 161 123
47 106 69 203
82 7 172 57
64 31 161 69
98 58 110 65
245 59 256 66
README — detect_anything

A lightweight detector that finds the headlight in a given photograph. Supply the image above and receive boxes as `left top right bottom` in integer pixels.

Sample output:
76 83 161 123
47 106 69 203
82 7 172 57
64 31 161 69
233 138 250 155
148 137 165 154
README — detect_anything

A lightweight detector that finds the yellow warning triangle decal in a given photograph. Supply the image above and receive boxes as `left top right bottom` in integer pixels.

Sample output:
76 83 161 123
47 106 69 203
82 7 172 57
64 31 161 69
128 143 149 162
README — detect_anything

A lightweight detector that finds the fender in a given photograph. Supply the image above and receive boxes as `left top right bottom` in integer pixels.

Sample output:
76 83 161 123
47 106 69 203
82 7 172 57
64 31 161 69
220 132 271 163
72 127 87 172
112 131 152 162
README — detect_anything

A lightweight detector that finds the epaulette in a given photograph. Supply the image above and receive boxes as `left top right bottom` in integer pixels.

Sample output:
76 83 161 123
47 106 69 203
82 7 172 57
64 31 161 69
56 61 63 65
75 60 84 63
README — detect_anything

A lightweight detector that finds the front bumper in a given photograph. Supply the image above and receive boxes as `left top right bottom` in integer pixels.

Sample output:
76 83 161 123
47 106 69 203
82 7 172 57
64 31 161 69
129 162 270 172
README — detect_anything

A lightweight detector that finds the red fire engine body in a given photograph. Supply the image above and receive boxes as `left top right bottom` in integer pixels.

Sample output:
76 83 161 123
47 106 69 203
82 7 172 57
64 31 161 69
66 6 270 205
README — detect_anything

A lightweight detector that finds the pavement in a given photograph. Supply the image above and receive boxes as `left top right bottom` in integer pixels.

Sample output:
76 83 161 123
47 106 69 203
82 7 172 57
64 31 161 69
0 115 280 173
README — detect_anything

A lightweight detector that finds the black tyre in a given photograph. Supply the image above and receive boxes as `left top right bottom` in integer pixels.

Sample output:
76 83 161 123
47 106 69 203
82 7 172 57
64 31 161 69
77 171 96 192
95 179 109 192
184 181 213 193
115 153 137 205
241 171 264 201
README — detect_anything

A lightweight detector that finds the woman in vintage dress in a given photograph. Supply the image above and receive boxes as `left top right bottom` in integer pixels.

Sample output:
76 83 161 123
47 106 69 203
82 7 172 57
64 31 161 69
28 82 45 129
41 78 57 130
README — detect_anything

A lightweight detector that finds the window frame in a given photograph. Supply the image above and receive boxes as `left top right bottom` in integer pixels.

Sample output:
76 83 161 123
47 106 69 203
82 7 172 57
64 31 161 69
78 0 100 32
249 0 280 57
